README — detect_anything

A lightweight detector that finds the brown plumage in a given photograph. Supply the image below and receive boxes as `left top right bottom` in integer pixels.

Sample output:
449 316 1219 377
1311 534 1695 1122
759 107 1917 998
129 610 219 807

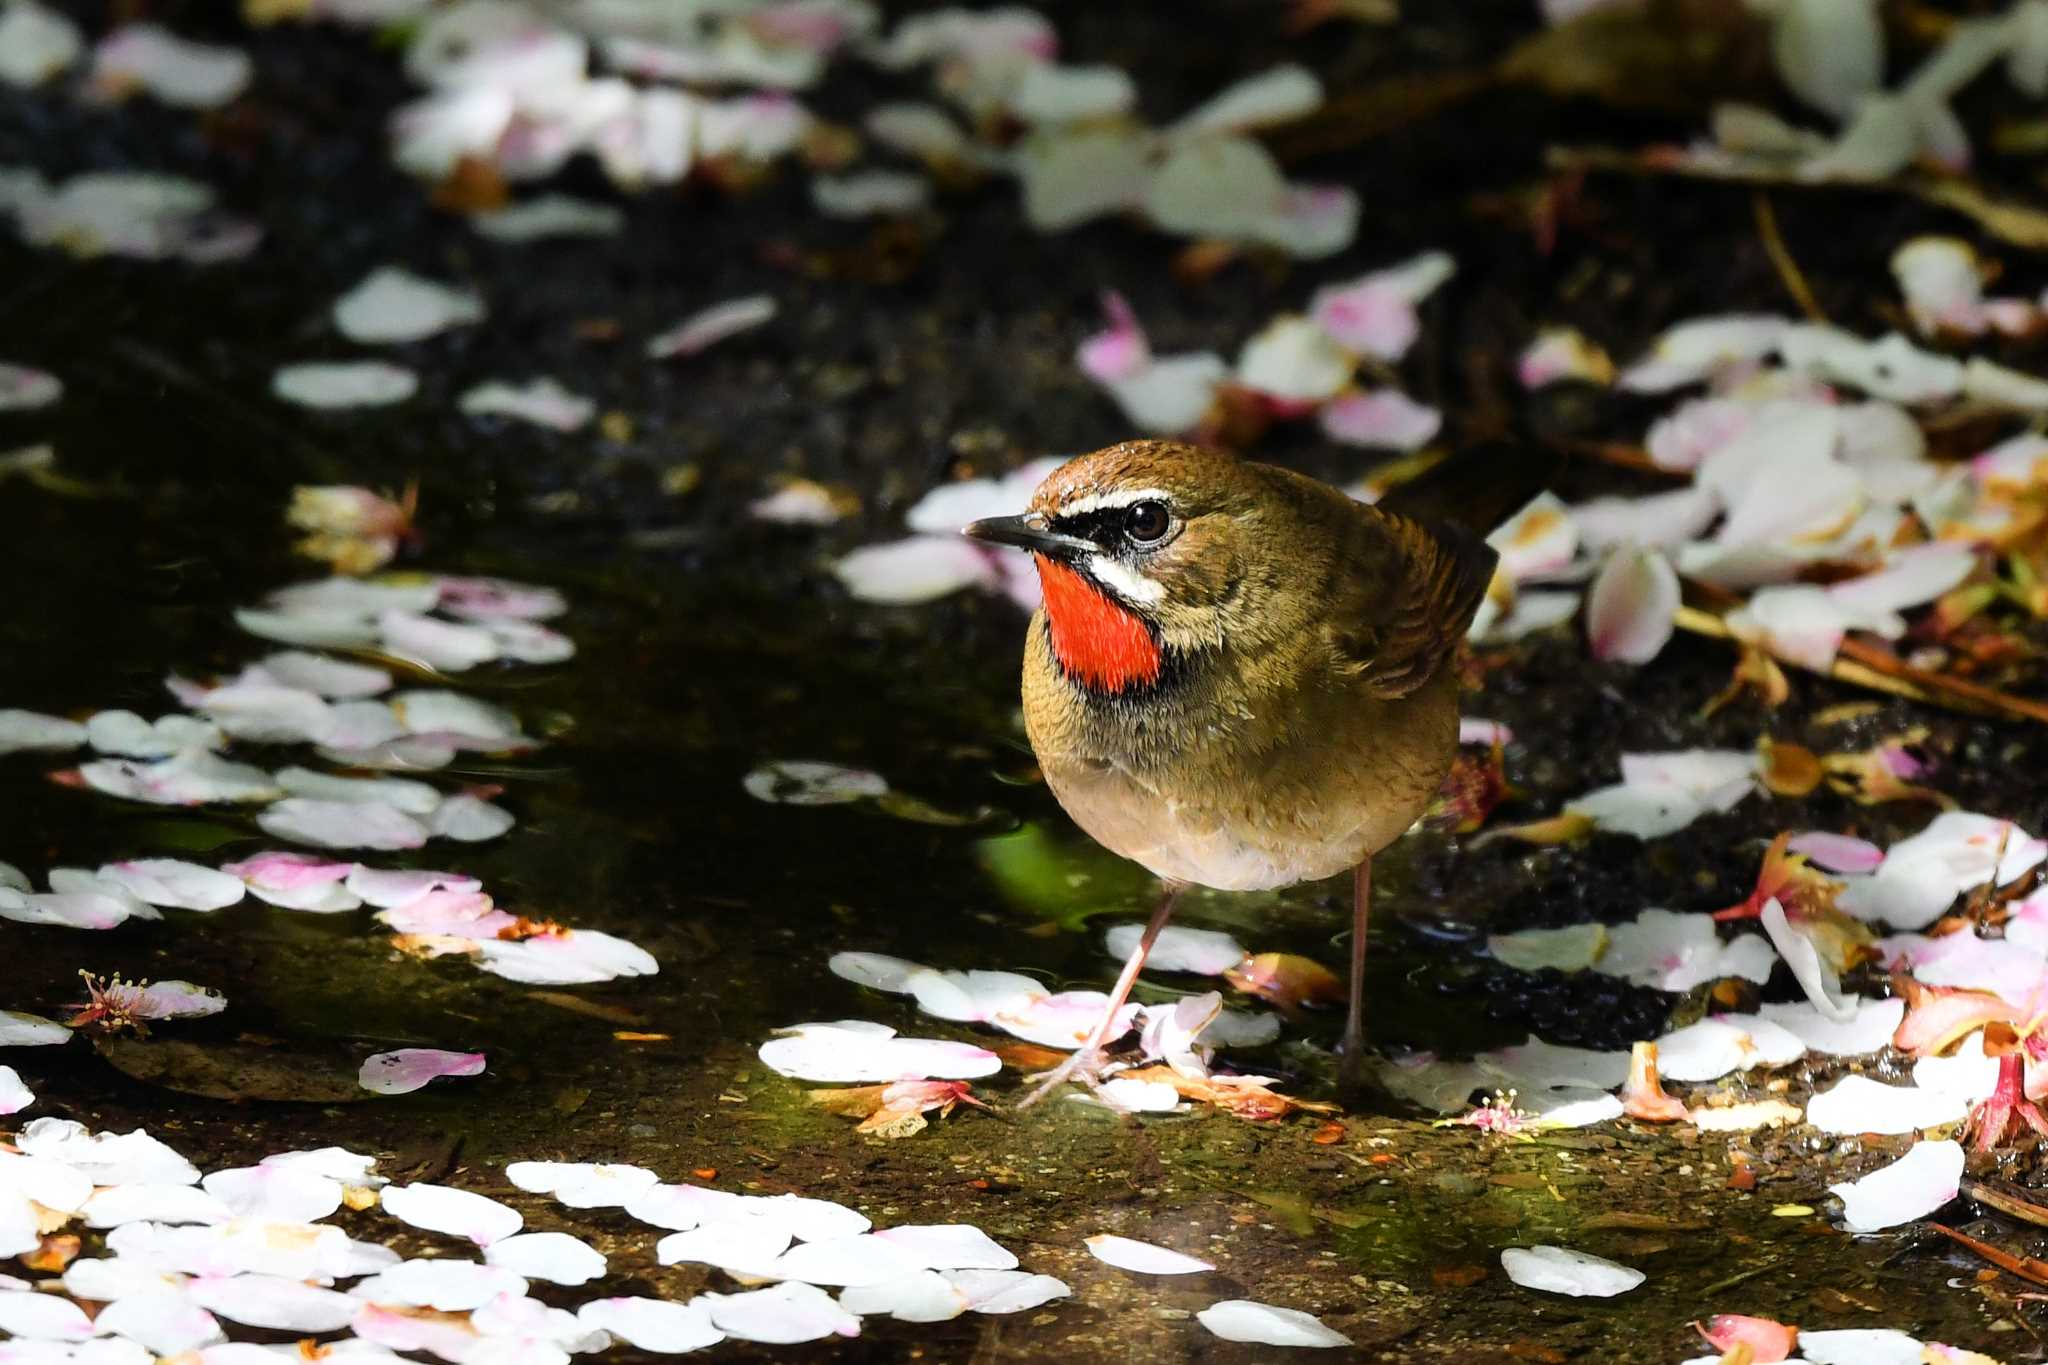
965 439 1496 1105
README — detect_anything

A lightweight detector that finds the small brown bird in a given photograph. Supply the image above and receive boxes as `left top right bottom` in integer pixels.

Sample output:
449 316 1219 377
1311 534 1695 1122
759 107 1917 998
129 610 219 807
964 439 1497 1105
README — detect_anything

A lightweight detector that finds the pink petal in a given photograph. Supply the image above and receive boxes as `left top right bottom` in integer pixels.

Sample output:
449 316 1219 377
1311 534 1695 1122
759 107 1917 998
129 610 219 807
359 1049 486 1096
1585 545 1679 663
1460 718 1514 746
1076 291 1150 384
647 295 777 359
1787 832 1885 874
1318 389 1441 451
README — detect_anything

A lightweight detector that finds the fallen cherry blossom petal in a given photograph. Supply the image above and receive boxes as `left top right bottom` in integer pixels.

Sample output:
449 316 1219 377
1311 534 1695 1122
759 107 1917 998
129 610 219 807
504 1161 659 1209
429 794 514 842
0 1290 96 1339
258 798 428 851
459 378 594 432
359 1049 486 1096
351 1258 528 1311
743 760 888 804
92 24 250 108
656 1221 794 1278
484 1231 606 1286
19 1118 200 1184
345 866 481 908
377 611 501 672
333 267 485 344
472 195 623 241
1086 1234 1214 1275
1585 544 1678 663
1698 1314 1799 1362
1195 1299 1352 1348
1788 832 1886 875
0 709 87 753
0 1066 32 1115
378 1183 521 1246
200 1165 342 1224
273 362 418 409
648 295 777 359
0 3 81 88
1105 923 1246 975
874 1225 1017 1271
758 1021 1000 1082
1500 1245 1644 1297
576 1296 723 1353
186 1274 358 1331
833 537 998 605
0 1011 69 1045
81 1181 233 1227
473 928 657 984
1831 1139 1963 1231
701 1282 860 1344
1807 1075 1968 1135
1318 389 1441 451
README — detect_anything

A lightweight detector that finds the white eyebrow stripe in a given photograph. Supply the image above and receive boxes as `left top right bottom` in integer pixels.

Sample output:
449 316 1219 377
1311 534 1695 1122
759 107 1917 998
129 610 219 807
1055 488 1173 518
1088 554 1165 605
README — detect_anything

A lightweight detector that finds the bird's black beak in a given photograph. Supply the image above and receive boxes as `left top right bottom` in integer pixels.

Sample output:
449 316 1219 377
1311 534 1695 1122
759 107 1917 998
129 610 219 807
962 513 1095 561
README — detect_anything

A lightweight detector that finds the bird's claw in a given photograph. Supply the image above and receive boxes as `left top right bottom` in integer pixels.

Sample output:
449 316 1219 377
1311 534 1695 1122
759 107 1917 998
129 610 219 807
1014 1046 1113 1111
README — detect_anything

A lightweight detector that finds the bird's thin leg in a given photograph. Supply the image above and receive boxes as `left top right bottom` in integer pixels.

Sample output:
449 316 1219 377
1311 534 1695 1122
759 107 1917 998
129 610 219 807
1340 856 1372 1080
1015 882 1186 1111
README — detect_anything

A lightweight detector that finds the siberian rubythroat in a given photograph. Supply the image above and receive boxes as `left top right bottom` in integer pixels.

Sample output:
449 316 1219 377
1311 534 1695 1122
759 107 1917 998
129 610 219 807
964 440 1497 1105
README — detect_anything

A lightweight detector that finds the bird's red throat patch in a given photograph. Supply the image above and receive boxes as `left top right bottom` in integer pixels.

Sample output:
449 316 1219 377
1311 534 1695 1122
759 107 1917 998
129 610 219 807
1035 554 1162 693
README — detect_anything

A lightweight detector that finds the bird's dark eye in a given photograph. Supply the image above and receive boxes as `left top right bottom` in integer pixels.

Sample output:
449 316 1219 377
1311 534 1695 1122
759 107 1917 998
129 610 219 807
1123 500 1170 544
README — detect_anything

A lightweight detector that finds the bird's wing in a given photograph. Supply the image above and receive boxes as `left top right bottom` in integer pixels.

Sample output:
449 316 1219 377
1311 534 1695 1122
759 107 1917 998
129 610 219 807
1325 504 1499 700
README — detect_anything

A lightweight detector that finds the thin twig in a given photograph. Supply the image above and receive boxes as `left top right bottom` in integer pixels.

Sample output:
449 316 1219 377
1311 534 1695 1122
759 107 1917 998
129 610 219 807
1671 605 2048 725
1752 191 1827 323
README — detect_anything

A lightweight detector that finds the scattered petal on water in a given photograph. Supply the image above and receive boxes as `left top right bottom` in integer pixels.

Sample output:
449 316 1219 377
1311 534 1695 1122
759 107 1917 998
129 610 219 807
743 760 889 804
1085 1234 1215 1275
576 1295 724 1352
0 1011 70 1045
700 1281 861 1344
648 295 777 359
0 709 88 753
484 1231 607 1286
258 798 429 851
758 1021 1001 1082
333 267 485 344
1195 1299 1353 1348
1830 1139 1964 1232
474 928 657 985
1499 1245 1644 1298
460 378 595 432
92 24 251 109
351 1257 529 1311
0 1066 33 1115
272 362 419 409
185 1274 359 1331
358 1049 486 1096
378 1182 522 1246
504 1161 659 1209
1806 1075 1969 1135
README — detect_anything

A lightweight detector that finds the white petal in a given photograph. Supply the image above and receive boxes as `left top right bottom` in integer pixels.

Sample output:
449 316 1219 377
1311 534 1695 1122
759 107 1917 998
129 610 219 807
485 1232 606 1287
459 378 594 433
1489 923 1608 973
258 650 392 698
743 760 889 805
647 295 776 359
378 1183 521 1246
942 1269 1070 1314
1769 0 1884 119
1584 545 1678 663
0 3 81 88
332 267 484 344
1318 390 1441 451
376 611 500 672
1798 1329 1929 1365
1085 1234 1214 1275
812 171 929 219
1167 65 1322 138
1761 897 1858 1022
0 1011 69 1045
95 1290 222 1354
767 1233 921 1286
0 708 88 753
1566 784 1706 840
81 1182 232 1227
258 798 428 851
1499 1245 1644 1297
1104 923 1246 976
85 710 221 758
1806 1075 1968 1135
391 689 524 741
471 195 623 241
18 1118 199 1184
92 24 250 108
0 1290 97 1339
827 951 925 992
429 794 515 842
0 1066 33 1115
351 1258 526 1311
624 1183 747 1233
186 1275 358 1331
700 1282 859 1344
358 1049 486 1095
874 1224 1018 1271
1195 1299 1352 1347
503 1161 658 1209
837 1271 968 1322
1755 997 1903 1055
201 1166 343 1224
1829 1139 1963 1232
473 929 656 985
95 859 244 911
272 362 418 409
1142 136 1287 243
576 1296 723 1352
345 866 480 908
655 1221 793 1278
832 537 997 605
1234 316 1352 402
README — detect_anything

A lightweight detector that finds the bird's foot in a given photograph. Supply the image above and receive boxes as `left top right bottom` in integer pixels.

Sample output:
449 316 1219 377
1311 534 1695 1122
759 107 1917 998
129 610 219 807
1014 1046 1113 1111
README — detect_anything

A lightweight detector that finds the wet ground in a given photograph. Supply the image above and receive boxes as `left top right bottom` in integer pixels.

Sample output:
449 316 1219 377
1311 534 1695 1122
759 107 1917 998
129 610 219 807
11 1 2048 1361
